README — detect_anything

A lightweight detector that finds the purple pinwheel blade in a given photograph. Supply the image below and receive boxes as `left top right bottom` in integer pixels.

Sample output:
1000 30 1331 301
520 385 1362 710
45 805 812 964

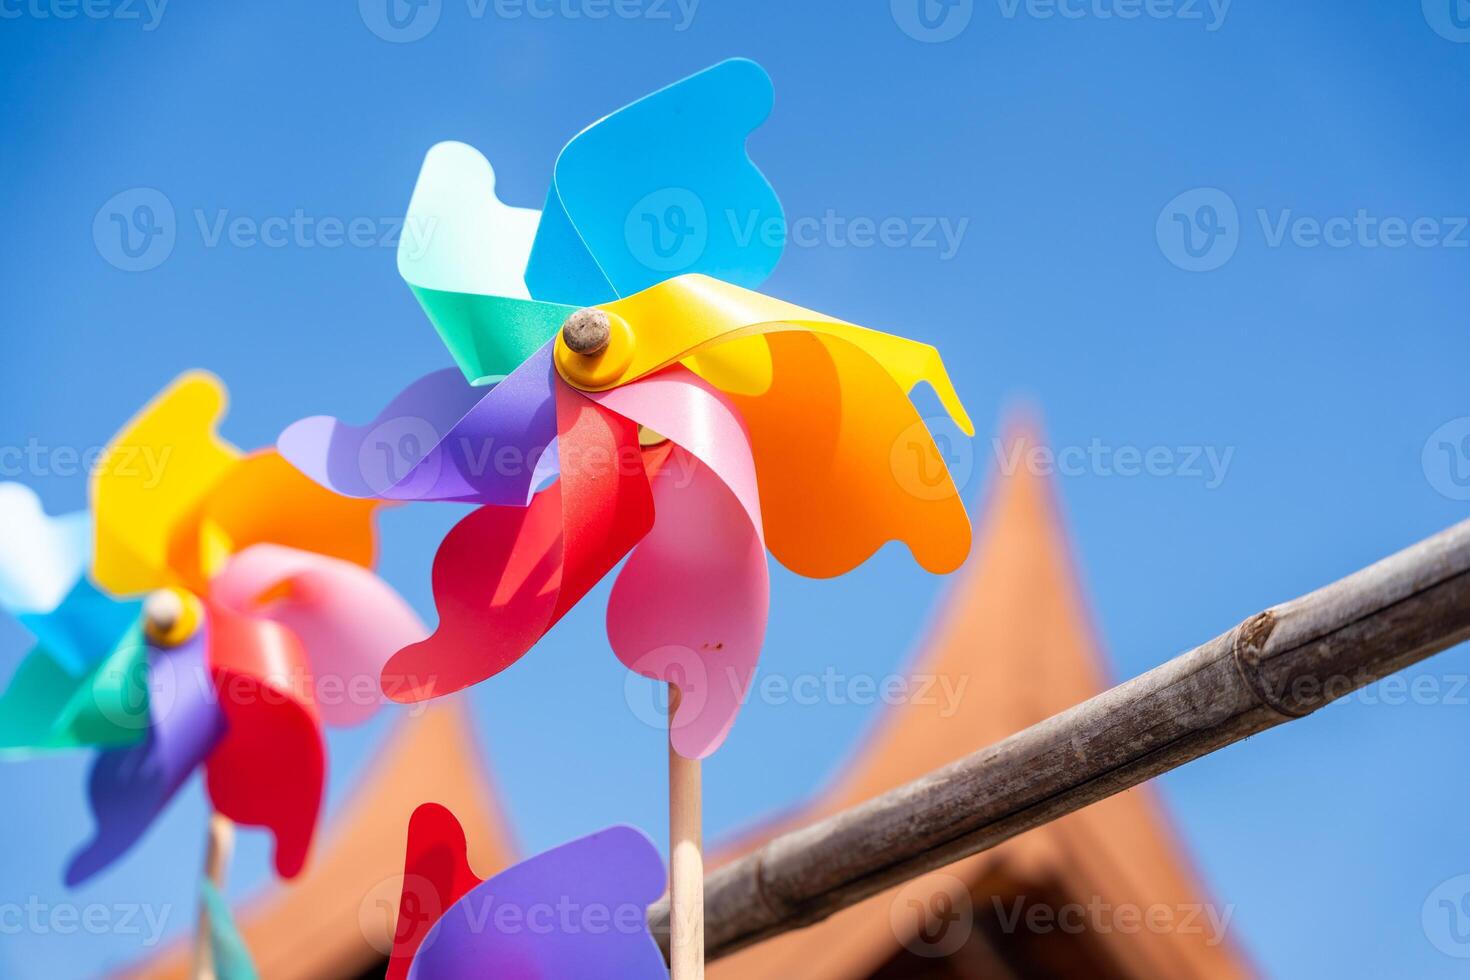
407 825 668 980
278 344 558 506
65 624 226 886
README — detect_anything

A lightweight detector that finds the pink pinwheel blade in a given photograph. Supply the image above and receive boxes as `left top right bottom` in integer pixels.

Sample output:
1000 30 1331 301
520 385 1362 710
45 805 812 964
211 544 426 726
593 367 769 759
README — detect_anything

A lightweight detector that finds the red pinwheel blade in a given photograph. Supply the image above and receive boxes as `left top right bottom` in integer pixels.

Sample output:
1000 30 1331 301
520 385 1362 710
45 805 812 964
202 600 325 879
382 378 654 703
386 803 485 980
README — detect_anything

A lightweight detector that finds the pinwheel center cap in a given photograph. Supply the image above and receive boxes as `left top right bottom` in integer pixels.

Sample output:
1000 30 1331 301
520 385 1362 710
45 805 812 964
143 587 203 648
554 307 636 390
561 308 611 355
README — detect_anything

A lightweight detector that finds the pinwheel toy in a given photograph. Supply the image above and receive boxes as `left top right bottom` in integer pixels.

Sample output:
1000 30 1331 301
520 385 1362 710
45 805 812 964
279 58 972 975
0 372 425 978
384 803 666 980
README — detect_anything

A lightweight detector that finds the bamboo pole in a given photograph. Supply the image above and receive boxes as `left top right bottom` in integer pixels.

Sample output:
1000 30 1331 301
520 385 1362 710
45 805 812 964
649 518 1470 963
192 813 235 980
668 685 705 979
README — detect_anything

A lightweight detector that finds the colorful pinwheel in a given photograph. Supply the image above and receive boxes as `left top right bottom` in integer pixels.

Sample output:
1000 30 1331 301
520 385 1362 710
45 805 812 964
385 803 666 980
0 371 425 973
280 58 973 758
279 57 972 976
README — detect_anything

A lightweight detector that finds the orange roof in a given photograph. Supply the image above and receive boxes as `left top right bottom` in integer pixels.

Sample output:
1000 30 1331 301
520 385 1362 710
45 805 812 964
124 700 515 980
123 421 1250 979
710 422 1254 979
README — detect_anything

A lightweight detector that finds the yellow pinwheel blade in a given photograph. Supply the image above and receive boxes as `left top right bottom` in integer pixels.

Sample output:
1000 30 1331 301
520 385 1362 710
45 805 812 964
92 372 239 595
555 275 973 578
94 373 384 597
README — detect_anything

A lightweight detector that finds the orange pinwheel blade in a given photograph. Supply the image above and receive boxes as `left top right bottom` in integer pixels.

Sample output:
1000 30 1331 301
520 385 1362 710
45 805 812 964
554 275 972 578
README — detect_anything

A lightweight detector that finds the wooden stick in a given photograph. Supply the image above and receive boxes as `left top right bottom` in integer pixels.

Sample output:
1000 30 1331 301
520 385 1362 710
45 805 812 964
648 518 1470 963
668 685 705 979
192 813 235 980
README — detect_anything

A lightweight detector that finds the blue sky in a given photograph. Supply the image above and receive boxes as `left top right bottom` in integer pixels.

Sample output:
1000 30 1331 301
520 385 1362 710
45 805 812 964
1 1 1468 976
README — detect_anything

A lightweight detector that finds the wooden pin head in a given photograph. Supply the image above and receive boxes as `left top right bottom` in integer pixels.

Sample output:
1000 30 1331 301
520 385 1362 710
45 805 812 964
561 308 612 357
143 587 203 648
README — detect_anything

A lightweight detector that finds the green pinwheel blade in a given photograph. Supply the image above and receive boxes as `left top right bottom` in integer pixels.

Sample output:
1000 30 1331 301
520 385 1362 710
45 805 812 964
411 286 574 386
0 622 151 755
201 879 260 980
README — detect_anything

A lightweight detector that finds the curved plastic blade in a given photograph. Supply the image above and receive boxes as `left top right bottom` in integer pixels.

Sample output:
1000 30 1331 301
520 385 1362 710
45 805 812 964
66 624 226 885
382 378 653 703
558 275 972 577
386 803 486 980
397 141 569 386
402 812 667 979
527 58 785 306
201 879 261 980
0 483 90 616
211 544 426 727
278 346 558 507
203 601 325 879
592 368 768 758
93 372 239 596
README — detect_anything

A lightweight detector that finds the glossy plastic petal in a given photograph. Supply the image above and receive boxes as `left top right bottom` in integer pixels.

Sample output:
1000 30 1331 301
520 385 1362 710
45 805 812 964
526 58 785 306
203 601 325 879
66 625 226 885
0 483 89 616
0 616 151 755
170 451 382 592
202 879 261 980
402 811 666 980
17 577 143 675
556 275 971 577
592 369 768 758
386 803 486 980
383 379 654 703
558 274 972 430
93 372 239 596
727 330 971 576
397 141 569 386
278 346 558 506
211 544 425 727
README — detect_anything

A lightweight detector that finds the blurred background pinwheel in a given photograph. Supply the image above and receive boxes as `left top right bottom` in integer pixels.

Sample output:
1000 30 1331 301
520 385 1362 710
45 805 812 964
0 370 425 976
279 57 972 976
384 803 666 980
